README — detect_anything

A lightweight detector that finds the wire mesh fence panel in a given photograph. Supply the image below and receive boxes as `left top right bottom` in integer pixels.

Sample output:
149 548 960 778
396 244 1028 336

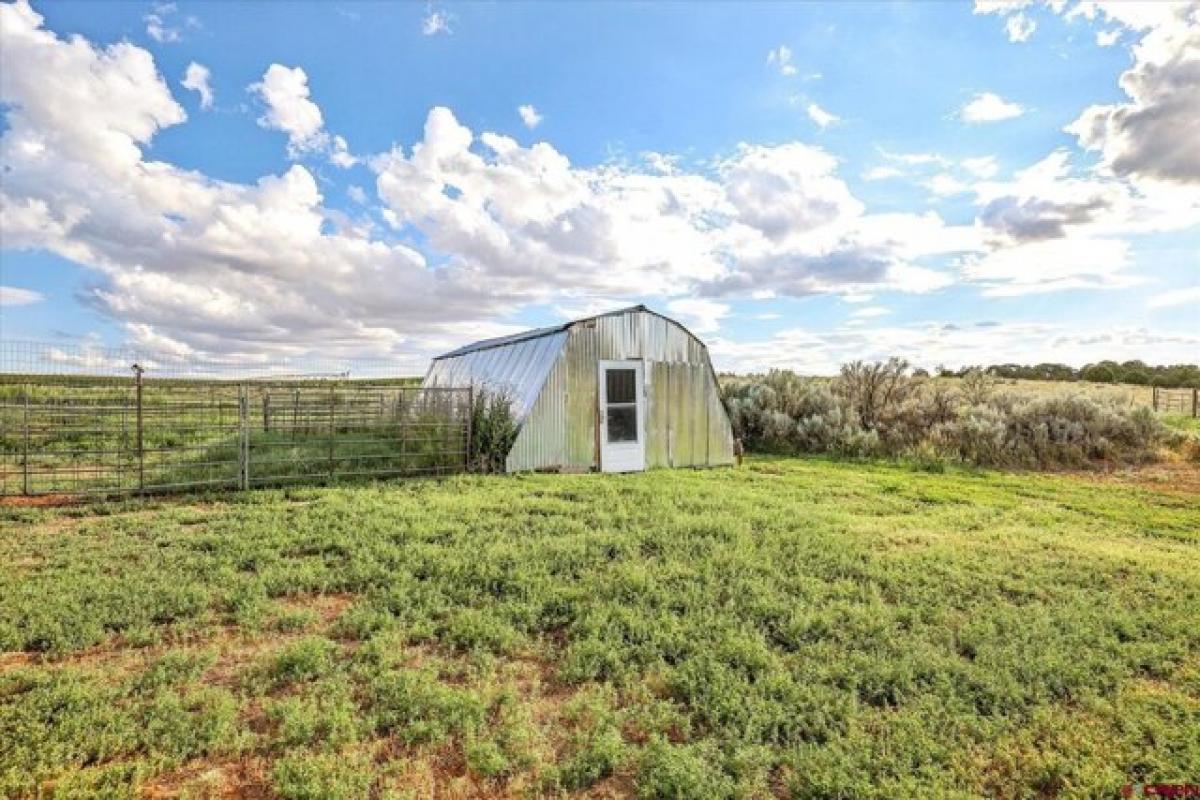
0 375 471 499
138 380 243 492
1 378 137 496
244 384 471 486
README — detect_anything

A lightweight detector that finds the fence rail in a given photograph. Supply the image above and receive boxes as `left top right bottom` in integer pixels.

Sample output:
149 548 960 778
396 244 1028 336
0 376 472 499
1152 387 1199 418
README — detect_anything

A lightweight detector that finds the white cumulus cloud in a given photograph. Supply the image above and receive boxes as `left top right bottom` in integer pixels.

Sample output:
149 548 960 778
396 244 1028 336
518 104 542 129
0 286 45 307
767 45 798 76
1005 12 1036 42
181 62 213 109
372 107 978 305
806 103 840 129
422 7 451 35
960 92 1026 123
0 1 504 368
924 174 971 197
1066 2 1200 185
961 156 999 178
666 298 730 334
1148 286 1200 309
144 2 181 43
250 64 327 155
863 166 904 181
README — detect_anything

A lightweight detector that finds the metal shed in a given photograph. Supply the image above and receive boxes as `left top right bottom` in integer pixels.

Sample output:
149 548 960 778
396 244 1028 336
422 305 736 473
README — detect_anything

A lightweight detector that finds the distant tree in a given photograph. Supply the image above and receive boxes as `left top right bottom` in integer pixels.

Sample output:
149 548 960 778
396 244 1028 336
988 363 1024 379
1034 363 1077 381
1081 362 1119 383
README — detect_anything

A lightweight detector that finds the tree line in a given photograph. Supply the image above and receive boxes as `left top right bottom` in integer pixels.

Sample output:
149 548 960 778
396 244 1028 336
930 361 1200 388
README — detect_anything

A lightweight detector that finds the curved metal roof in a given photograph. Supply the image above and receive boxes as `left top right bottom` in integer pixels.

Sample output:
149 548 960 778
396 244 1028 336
430 304 712 361
423 329 568 422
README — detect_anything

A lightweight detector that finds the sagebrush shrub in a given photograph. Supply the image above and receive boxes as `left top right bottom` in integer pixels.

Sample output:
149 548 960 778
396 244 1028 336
723 365 1174 468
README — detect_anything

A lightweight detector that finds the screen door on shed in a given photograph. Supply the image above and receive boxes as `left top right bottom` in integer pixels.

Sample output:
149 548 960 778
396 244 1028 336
598 360 645 473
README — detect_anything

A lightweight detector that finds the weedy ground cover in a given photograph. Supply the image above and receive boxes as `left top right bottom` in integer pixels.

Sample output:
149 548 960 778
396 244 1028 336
1 458 1197 798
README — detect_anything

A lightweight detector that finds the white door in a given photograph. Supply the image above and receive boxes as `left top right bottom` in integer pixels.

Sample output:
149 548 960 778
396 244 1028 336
598 360 645 473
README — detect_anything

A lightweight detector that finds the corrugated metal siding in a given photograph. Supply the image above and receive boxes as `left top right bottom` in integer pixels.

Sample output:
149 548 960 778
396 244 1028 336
707 378 736 465
676 363 698 466
646 361 671 468
563 322 599 468
422 331 567 423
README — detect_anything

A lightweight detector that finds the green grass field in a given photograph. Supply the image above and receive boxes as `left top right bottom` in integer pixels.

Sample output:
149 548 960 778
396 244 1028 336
1163 413 1200 437
2 458 1198 799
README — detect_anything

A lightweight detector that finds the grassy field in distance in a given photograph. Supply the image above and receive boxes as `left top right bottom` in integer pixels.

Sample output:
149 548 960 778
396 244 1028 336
933 377 1155 406
2 457 1197 799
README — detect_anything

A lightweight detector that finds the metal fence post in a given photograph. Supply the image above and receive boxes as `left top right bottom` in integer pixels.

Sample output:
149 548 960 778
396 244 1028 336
328 381 336 483
133 364 144 492
22 387 30 496
465 386 474 473
1193 388 1198 419
120 403 126 492
399 388 407 474
1152 386 1158 412
238 384 249 490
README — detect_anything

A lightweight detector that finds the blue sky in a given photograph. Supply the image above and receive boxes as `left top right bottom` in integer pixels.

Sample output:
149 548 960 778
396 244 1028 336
1 0 1197 373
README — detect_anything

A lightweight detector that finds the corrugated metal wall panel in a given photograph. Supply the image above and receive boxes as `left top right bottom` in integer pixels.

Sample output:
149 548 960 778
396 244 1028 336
692 365 707 464
646 361 670 468
669 362 694 466
563 325 598 469
708 386 735 464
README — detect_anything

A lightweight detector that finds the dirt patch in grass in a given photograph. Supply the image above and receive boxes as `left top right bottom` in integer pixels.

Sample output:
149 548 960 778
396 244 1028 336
1074 458 1200 496
376 740 478 799
0 631 161 677
275 592 355 626
0 651 35 671
139 757 273 799
0 493 83 508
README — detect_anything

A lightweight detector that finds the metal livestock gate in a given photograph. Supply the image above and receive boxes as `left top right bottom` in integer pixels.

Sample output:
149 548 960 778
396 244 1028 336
1152 386 1199 418
0 346 472 499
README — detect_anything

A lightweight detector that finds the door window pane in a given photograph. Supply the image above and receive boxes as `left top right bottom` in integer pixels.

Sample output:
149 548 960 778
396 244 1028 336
606 369 636 404
606 406 638 442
